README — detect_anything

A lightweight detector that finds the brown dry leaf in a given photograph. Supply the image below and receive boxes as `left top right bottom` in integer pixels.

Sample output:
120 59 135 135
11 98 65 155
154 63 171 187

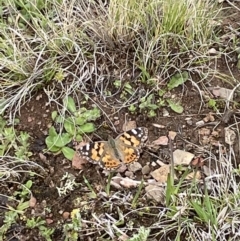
39 153 47 162
191 157 205 167
211 87 233 101
168 131 177 140
185 171 201 180
122 121 137 131
29 195 37 208
203 113 215 122
46 219 54 224
152 136 168 146
72 152 87 169
198 128 211 136
211 130 219 137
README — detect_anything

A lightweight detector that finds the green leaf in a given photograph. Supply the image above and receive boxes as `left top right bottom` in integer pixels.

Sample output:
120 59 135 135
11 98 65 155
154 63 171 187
4 127 14 137
167 99 183 113
81 108 101 121
55 115 65 123
158 89 166 97
167 71 188 90
64 96 76 113
51 111 58 121
78 123 95 133
124 82 133 94
208 99 217 111
48 126 58 137
17 201 30 211
147 110 156 117
64 118 75 135
113 80 121 88
191 201 208 222
25 180 33 189
53 133 72 148
75 116 86 125
75 134 82 142
62 147 75 160
128 104 136 112
45 136 61 152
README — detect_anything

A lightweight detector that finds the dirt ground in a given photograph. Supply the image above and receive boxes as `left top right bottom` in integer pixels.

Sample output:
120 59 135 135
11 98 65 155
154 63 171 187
1 1 240 240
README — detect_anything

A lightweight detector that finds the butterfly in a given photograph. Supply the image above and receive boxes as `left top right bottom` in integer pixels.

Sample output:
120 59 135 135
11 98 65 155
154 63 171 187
79 127 148 170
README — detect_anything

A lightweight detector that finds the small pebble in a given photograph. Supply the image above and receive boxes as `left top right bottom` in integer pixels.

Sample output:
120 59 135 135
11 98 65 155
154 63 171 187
128 162 142 172
125 171 134 178
63 212 70 220
156 160 165 166
196 120 205 126
142 165 151 175
186 119 193 125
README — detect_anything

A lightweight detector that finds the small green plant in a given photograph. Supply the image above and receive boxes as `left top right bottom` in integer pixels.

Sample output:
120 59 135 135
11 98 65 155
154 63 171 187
63 208 82 241
158 71 188 114
14 180 33 199
190 189 218 227
0 180 32 239
26 217 54 241
131 179 144 209
83 175 97 198
139 94 159 117
113 80 135 100
208 98 218 111
45 96 101 160
127 226 150 241
0 116 32 159
138 71 188 117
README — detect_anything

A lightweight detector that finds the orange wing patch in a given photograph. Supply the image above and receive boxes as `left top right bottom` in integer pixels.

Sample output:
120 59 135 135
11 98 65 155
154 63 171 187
102 153 121 169
119 134 140 147
123 147 139 164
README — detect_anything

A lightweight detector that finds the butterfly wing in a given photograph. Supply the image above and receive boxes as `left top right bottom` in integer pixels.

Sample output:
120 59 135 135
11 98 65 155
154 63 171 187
115 127 148 164
79 141 121 170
